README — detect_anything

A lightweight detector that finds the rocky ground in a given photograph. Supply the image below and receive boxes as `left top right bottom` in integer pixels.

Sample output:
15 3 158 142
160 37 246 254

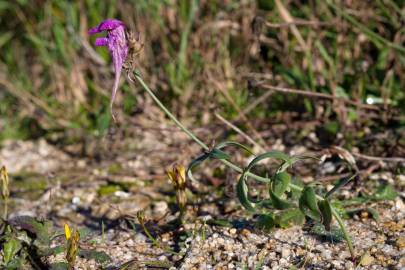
1 113 404 270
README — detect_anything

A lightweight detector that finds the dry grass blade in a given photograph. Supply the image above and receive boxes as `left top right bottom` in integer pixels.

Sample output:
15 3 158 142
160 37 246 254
275 0 308 52
215 113 265 152
254 82 380 111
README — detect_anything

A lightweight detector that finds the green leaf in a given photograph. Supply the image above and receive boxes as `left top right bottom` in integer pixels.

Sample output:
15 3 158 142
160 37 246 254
236 175 256 212
325 172 357 198
318 199 333 231
78 249 111 264
274 209 305 228
371 184 397 201
310 223 344 242
8 216 53 246
215 141 254 155
0 31 12 48
39 245 65 257
269 189 293 210
208 148 230 160
330 201 348 218
256 214 275 231
271 172 291 196
290 178 304 200
299 186 321 222
366 207 380 221
245 151 292 173
206 219 232 227
186 153 210 182
50 262 69 270
3 238 22 264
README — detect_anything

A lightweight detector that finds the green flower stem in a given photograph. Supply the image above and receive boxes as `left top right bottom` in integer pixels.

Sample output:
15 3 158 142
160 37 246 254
331 207 355 259
135 73 208 152
134 72 354 259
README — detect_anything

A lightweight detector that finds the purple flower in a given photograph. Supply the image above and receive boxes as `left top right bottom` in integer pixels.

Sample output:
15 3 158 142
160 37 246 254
89 19 128 121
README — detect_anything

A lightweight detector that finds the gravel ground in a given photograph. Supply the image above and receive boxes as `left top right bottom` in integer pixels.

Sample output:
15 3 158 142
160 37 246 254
1 114 404 269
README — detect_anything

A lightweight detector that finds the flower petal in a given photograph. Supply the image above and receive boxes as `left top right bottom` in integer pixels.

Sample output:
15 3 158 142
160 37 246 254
94 37 108 46
88 19 125 35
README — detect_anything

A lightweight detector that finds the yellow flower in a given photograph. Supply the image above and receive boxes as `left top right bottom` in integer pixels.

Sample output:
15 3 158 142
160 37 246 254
167 164 187 219
64 224 71 240
167 164 186 190
0 166 9 200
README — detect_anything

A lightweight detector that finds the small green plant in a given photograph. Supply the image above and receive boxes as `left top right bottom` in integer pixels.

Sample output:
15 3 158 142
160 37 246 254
136 210 159 247
132 71 360 259
64 224 79 270
87 18 398 261
0 216 111 269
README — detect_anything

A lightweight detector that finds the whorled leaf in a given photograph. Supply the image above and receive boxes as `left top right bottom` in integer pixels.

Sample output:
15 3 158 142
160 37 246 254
50 262 69 270
274 209 305 228
299 186 321 222
214 141 254 155
271 172 291 196
256 214 275 231
78 249 112 264
8 216 53 246
236 175 256 212
245 151 292 173
269 189 293 210
325 172 358 199
310 223 344 242
318 199 333 231
371 184 397 201
3 237 22 264
187 141 253 182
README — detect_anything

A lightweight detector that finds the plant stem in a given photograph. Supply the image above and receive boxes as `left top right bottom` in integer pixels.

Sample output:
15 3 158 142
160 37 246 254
135 73 208 151
133 72 354 259
331 207 355 259
3 198 7 220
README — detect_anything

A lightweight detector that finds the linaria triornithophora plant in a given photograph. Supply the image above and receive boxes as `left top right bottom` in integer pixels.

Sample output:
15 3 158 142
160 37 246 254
87 18 386 261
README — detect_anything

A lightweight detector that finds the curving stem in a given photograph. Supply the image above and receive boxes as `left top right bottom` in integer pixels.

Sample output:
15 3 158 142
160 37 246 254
133 71 355 260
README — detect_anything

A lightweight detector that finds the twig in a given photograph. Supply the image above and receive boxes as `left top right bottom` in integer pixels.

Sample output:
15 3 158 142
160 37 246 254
237 90 273 120
275 0 308 51
209 73 269 149
352 152 405 163
215 113 265 152
265 20 335 28
254 83 380 111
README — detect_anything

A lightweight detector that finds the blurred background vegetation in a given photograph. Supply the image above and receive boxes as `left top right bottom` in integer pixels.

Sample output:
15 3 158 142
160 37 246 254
0 0 404 153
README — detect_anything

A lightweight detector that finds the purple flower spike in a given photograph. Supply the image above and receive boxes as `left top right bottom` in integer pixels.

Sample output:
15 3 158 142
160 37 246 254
89 19 128 121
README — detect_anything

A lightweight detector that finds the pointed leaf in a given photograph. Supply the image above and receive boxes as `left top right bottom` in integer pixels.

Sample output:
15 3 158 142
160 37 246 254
209 148 230 160
318 199 333 231
50 262 69 270
310 223 344 242
325 172 357 198
371 184 397 201
79 249 112 264
299 186 321 221
3 237 22 264
271 172 291 196
246 151 292 173
275 209 305 228
215 141 254 155
186 153 210 182
236 175 256 212
269 189 293 209
256 214 275 231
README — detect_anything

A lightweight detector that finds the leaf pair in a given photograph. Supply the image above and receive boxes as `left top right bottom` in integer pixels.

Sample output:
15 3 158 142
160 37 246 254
187 141 253 182
256 209 305 231
237 151 292 212
298 187 332 230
